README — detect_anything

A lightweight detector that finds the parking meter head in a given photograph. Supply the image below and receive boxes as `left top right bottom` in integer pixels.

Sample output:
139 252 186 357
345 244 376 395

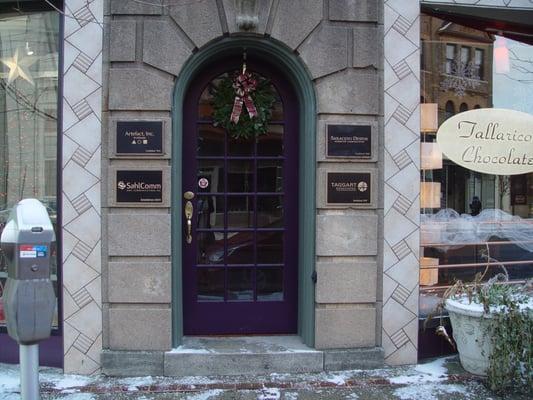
0 199 56 344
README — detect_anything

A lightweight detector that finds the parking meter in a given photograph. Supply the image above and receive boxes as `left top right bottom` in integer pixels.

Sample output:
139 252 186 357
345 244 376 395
1 199 56 345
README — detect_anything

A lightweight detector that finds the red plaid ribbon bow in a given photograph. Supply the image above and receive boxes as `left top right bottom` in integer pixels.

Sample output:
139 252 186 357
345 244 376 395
230 71 258 124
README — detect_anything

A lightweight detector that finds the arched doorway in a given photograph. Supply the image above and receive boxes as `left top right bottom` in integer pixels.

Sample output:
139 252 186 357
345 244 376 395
171 38 316 347
181 57 299 334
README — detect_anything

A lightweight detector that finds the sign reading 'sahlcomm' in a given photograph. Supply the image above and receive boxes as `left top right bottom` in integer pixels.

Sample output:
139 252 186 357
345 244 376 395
437 108 533 175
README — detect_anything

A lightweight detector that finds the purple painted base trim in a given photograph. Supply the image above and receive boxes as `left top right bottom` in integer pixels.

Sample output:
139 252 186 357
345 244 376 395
0 333 63 368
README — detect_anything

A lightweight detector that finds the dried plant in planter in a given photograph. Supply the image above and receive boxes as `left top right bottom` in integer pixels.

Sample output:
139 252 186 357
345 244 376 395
425 250 532 395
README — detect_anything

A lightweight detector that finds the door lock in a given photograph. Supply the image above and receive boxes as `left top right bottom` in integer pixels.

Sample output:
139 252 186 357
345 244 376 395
184 191 195 200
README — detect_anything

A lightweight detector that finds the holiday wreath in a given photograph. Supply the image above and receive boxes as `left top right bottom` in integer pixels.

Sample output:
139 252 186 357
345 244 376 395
212 70 276 140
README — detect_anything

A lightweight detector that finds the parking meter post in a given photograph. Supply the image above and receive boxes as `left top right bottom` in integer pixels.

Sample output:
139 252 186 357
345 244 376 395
20 344 40 400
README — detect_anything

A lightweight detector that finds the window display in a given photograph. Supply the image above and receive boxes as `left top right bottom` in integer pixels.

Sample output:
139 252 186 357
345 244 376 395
420 14 533 358
0 10 60 328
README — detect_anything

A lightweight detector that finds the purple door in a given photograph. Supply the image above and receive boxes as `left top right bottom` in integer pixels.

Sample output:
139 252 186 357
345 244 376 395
182 59 298 335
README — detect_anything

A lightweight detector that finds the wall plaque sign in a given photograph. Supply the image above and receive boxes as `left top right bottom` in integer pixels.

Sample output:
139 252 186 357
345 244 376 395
116 121 163 154
436 108 533 175
326 125 371 158
327 172 371 204
116 170 163 203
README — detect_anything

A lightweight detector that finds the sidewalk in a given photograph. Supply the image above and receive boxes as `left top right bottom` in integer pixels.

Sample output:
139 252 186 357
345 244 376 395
0 356 530 399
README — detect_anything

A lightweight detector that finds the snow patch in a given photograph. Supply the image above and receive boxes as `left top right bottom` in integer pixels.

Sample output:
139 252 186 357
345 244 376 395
45 374 94 390
170 346 212 354
345 393 359 400
185 389 224 399
394 383 469 400
0 368 20 392
118 376 155 391
324 371 351 385
389 357 449 384
258 387 281 400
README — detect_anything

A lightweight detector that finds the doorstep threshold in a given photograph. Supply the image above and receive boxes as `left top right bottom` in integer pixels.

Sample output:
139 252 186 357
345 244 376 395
164 335 322 376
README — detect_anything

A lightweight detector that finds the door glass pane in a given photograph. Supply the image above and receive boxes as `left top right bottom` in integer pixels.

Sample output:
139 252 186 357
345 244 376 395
197 268 224 301
257 160 283 192
257 125 284 157
198 125 224 156
198 160 224 193
197 231 225 264
228 136 254 157
197 195 224 230
257 232 283 264
228 160 253 192
227 195 254 228
226 231 255 264
270 91 284 121
257 196 283 228
227 268 253 301
257 268 283 301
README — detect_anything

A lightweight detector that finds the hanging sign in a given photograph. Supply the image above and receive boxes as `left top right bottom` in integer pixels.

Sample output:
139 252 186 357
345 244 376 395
116 121 163 154
326 125 372 159
116 170 163 203
436 108 533 175
327 172 371 205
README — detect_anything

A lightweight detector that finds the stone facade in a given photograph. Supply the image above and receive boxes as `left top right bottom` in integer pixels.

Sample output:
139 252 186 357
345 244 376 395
100 0 385 374
55 0 533 375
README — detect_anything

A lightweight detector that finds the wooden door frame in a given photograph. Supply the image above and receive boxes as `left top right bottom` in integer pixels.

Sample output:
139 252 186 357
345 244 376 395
172 37 316 347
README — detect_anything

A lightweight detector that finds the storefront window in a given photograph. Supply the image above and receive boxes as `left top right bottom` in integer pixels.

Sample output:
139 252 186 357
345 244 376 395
0 10 60 328
420 14 533 358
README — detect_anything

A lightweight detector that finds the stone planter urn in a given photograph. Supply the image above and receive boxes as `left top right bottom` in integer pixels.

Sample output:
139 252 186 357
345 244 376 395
445 298 493 376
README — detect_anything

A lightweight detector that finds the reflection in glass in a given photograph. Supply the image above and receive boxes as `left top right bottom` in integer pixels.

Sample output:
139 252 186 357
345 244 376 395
0 11 59 328
226 231 255 264
197 268 225 301
257 232 283 264
197 160 224 193
197 231 225 264
257 160 283 192
257 125 284 157
198 74 228 119
257 196 283 227
228 136 254 156
228 160 253 193
227 195 254 228
257 268 283 301
197 195 224 230
228 268 253 301
198 125 224 156
270 91 284 121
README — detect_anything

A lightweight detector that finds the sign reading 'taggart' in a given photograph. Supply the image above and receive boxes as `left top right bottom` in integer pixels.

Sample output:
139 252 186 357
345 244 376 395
436 108 533 175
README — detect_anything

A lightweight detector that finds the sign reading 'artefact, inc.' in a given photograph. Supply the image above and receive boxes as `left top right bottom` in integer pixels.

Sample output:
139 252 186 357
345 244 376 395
116 121 163 154
437 108 533 175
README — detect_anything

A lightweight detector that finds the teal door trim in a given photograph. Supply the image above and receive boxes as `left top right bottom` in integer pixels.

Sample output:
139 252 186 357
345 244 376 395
171 36 316 347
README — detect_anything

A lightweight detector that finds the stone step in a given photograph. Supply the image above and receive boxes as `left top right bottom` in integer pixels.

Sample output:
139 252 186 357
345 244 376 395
164 336 323 376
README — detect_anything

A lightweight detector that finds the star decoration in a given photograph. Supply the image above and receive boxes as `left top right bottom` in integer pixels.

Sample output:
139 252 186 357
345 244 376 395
1 49 37 85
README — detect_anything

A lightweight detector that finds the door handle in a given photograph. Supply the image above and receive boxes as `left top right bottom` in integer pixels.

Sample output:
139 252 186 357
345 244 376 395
184 192 194 244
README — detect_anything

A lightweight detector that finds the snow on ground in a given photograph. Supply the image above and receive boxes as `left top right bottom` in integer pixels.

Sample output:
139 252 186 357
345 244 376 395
323 370 353 385
184 389 225 399
117 376 155 391
389 356 450 385
257 387 281 400
43 373 95 390
393 383 469 400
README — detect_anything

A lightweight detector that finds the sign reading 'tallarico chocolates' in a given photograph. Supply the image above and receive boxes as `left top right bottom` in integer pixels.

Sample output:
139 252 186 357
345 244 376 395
437 108 533 175
116 170 163 203
326 124 371 158
116 121 163 154
327 172 371 204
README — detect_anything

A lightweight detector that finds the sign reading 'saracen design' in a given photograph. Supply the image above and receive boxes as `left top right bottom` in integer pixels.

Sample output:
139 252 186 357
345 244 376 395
116 170 163 203
326 124 372 159
437 108 533 175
